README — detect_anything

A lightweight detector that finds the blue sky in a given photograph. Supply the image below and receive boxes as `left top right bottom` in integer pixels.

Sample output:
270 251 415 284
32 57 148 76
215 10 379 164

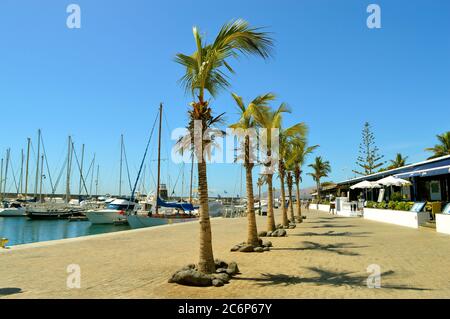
0 0 449 197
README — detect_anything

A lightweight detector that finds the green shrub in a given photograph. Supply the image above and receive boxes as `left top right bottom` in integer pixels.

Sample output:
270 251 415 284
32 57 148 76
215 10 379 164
366 201 376 208
376 201 387 209
391 192 403 202
388 201 397 210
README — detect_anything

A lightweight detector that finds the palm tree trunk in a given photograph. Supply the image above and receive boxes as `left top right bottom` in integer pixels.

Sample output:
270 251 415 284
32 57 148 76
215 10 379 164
197 157 215 274
266 174 276 232
245 137 258 246
317 180 321 205
287 178 294 223
279 171 288 227
295 180 302 223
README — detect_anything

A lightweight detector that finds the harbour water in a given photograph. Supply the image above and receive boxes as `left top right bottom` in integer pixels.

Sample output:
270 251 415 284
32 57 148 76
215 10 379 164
0 217 131 246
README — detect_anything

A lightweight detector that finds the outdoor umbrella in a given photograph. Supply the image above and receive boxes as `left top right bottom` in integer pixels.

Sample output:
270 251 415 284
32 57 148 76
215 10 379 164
350 180 381 201
376 176 411 187
350 181 381 189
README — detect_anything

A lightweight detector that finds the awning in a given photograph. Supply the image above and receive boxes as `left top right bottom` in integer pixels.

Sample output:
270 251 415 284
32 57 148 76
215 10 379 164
395 165 450 179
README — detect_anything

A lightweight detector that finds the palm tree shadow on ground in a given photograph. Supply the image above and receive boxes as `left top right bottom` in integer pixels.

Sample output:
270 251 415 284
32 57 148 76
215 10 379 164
235 268 430 291
271 241 367 256
293 231 372 238
311 224 356 229
0 287 22 296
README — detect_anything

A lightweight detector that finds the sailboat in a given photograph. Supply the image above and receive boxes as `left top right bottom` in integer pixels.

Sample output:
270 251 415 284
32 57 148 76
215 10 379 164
126 103 199 229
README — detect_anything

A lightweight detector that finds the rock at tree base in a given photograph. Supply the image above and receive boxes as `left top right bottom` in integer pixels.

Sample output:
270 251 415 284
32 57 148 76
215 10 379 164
263 241 272 247
216 268 228 274
258 231 267 237
238 244 255 253
215 259 228 269
227 262 240 275
266 231 273 237
263 247 270 251
168 269 212 287
170 261 238 287
254 247 264 253
212 279 224 287
213 273 230 283
271 229 287 237
230 245 240 252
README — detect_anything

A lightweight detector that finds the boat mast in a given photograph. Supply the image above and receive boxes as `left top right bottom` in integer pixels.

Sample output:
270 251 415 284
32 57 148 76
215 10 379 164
39 154 44 202
4 148 10 199
155 103 163 214
78 144 85 197
65 136 71 203
0 157 3 202
119 134 123 197
34 129 41 199
19 149 24 194
90 154 95 196
24 138 31 199
95 164 99 196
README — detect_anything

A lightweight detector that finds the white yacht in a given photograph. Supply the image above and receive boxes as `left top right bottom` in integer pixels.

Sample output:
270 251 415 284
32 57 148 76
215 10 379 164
85 199 137 224
0 202 26 217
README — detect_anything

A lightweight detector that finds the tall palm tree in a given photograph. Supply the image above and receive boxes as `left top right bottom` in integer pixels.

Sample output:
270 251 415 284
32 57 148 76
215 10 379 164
229 92 275 247
278 124 307 226
286 140 318 223
425 132 450 159
256 175 266 212
308 156 331 204
175 19 273 273
248 103 290 232
387 153 409 169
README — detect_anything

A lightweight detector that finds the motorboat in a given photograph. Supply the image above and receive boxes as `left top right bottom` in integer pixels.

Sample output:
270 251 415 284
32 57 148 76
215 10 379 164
85 199 137 224
0 202 26 217
127 197 198 229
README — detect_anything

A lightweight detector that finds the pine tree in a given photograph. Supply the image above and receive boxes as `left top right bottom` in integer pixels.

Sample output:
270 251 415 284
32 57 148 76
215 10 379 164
353 122 385 176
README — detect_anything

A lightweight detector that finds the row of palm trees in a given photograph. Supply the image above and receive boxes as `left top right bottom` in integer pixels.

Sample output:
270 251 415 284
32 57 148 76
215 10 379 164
382 132 450 171
174 19 325 275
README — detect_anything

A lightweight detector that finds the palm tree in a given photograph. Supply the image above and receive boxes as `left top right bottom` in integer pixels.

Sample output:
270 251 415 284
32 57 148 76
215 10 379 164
425 132 450 159
229 92 275 247
308 156 331 204
175 19 273 273
387 153 409 169
248 103 290 232
278 124 307 226
256 176 266 212
287 140 318 223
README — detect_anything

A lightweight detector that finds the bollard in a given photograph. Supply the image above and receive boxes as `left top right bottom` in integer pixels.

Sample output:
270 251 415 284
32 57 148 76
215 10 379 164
1 238 8 249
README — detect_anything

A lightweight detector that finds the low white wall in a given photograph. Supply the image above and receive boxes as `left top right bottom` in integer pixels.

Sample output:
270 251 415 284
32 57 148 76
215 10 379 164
363 208 428 229
316 204 330 212
436 214 450 235
337 210 359 217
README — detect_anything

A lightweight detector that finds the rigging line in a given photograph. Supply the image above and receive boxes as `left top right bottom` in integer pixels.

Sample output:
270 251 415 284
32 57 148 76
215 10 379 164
170 164 184 196
84 157 95 185
71 142 90 196
40 132 55 192
53 157 67 194
9 155 19 194
121 142 133 193
130 110 159 200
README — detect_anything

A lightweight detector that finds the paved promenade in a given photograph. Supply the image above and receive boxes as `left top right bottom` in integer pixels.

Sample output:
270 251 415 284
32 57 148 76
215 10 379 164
1 209 450 298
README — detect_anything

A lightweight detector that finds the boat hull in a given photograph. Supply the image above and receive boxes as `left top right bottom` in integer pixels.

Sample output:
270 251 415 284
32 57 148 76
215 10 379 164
85 210 127 224
127 214 197 229
0 208 26 217
26 211 74 220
